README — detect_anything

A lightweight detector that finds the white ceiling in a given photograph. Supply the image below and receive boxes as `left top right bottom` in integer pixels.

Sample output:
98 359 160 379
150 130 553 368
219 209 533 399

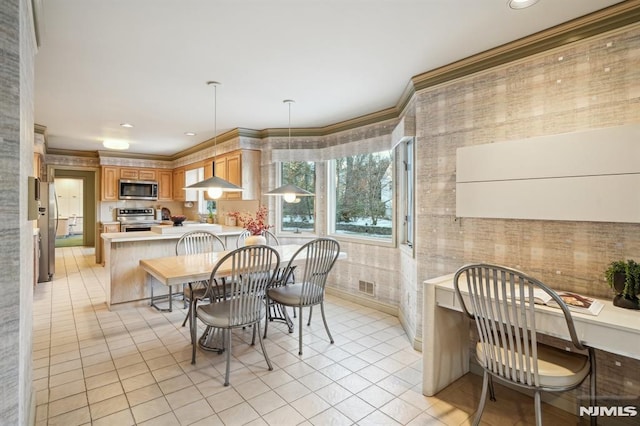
34 0 624 156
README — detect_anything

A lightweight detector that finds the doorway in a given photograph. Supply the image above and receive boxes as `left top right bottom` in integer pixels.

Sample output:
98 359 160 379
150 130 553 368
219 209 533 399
54 177 84 247
52 169 97 248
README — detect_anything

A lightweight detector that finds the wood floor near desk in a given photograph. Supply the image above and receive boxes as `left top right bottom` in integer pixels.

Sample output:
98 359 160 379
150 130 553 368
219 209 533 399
32 246 578 425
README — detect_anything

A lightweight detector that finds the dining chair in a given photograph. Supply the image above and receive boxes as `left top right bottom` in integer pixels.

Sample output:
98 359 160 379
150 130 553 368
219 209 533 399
191 245 280 386
176 230 226 329
265 238 340 355
235 228 280 248
453 264 596 426
236 229 297 331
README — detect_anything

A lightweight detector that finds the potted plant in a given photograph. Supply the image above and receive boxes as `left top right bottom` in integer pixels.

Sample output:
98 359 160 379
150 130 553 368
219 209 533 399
605 259 640 310
238 206 272 245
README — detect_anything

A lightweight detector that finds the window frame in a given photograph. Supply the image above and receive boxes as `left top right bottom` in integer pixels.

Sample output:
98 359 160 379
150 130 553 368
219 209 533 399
326 150 396 247
398 137 414 250
276 160 318 235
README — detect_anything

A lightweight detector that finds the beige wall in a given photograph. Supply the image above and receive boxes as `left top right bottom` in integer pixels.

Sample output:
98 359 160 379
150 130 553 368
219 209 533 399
1 0 37 424
414 22 640 337
409 23 640 414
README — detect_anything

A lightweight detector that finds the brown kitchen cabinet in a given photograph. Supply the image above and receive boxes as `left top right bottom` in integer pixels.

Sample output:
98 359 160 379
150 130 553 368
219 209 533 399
204 149 260 200
172 167 185 201
95 222 120 265
101 166 119 201
157 169 173 201
120 167 157 181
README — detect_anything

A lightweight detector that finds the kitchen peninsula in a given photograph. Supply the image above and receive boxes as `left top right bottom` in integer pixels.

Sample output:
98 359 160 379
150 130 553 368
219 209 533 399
101 224 245 309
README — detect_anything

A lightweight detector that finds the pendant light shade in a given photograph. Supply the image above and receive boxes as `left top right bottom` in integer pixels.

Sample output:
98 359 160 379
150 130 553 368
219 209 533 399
265 99 315 202
184 81 243 199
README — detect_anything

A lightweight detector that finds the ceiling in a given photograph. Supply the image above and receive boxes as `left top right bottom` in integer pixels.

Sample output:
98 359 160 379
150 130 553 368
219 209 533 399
34 0 625 156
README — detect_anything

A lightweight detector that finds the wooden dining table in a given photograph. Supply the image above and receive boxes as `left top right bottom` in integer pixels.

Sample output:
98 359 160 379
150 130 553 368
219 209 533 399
139 243 346 351
142 244 307 286
139 244 346 311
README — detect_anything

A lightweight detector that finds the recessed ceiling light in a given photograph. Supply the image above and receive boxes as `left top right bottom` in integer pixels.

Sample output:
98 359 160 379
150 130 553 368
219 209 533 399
508 0 540 10
120 123 134 128
103 139 130 150
185 132 196 136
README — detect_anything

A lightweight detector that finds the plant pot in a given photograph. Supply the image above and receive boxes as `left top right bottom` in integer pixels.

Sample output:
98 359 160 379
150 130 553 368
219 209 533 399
613 272 626 293
207 217 214 224
244 235 266 246
613 294 640 310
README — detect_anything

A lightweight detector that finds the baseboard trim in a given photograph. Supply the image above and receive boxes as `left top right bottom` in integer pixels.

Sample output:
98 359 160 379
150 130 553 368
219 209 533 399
398 307 422 352
325 287 422 351
28 387 35 426
325 287 397 316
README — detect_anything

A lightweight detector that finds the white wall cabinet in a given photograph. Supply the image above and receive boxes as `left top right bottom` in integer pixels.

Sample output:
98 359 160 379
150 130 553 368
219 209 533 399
456 124 640 223
55 178 83 218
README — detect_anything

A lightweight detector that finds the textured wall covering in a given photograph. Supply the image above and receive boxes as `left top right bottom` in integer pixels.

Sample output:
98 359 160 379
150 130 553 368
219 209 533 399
414 24 640 341
413 23 640 417
1 0 36 424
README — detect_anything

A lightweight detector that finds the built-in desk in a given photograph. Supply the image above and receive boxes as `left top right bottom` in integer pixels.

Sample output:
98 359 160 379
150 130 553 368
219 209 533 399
422 273 640 396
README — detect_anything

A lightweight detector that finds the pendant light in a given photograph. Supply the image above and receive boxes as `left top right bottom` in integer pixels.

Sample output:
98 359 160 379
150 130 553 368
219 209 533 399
265 99 314 203
185 81 243 199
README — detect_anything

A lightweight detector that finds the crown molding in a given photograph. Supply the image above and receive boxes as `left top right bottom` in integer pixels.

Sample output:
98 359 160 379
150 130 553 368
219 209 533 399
47 148 98 158
409 0 640 94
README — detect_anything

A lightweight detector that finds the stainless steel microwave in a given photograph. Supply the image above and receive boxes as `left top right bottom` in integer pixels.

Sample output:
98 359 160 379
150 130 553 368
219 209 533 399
118 179 158 200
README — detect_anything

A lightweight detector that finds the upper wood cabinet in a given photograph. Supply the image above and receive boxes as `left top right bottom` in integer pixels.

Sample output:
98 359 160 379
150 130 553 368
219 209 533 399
157 169 173 201
139 169 157 181
120 167 157 181
101 166 162 201
204 149 260 200
172 167 186 201
120 168 138 179
101 166 119 201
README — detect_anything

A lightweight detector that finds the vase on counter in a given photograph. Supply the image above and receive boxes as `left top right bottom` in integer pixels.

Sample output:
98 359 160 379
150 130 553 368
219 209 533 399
244 235 266 246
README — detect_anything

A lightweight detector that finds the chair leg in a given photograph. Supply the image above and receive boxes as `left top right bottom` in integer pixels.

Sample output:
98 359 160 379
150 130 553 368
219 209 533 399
263 299 269 339
589 347 597 426
190 307 197 364
307 306 313 326
472 371 490 426
183 284 188 309
319 302 334 344
298 306 303 356
224 328 232 386
256 321 273 371
251 324 256 346
181 299 193 328
534 391 542 426
488 375 496 402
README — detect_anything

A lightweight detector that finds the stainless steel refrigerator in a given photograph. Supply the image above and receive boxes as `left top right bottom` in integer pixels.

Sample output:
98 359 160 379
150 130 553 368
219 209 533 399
37 180 56 282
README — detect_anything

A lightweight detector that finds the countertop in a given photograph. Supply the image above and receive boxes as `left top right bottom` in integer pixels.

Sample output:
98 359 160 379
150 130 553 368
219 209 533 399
101 224 245 242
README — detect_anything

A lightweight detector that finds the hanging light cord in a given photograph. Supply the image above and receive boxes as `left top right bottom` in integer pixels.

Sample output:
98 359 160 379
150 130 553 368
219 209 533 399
208 81 220 159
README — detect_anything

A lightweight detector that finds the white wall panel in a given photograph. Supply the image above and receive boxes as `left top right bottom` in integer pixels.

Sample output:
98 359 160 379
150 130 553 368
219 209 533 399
457 174 640 223
456 125 640 223
457 124 640 182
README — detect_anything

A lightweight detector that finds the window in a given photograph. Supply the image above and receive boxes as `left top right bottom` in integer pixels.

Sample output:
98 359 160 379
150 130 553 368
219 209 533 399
185 167 214 216
399 138 414 248
280 161 316 233
329 150 393 241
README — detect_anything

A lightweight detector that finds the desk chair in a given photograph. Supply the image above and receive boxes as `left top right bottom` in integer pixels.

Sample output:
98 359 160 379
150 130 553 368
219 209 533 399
266 238 340 355
191 245 280 386
454 264 596 426
176 231 226 330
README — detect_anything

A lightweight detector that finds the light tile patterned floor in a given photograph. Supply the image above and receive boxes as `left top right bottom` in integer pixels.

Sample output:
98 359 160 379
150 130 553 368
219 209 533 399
32 246 579 425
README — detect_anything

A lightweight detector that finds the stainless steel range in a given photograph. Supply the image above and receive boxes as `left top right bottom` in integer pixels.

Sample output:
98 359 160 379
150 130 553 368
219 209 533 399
116 207 156 232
